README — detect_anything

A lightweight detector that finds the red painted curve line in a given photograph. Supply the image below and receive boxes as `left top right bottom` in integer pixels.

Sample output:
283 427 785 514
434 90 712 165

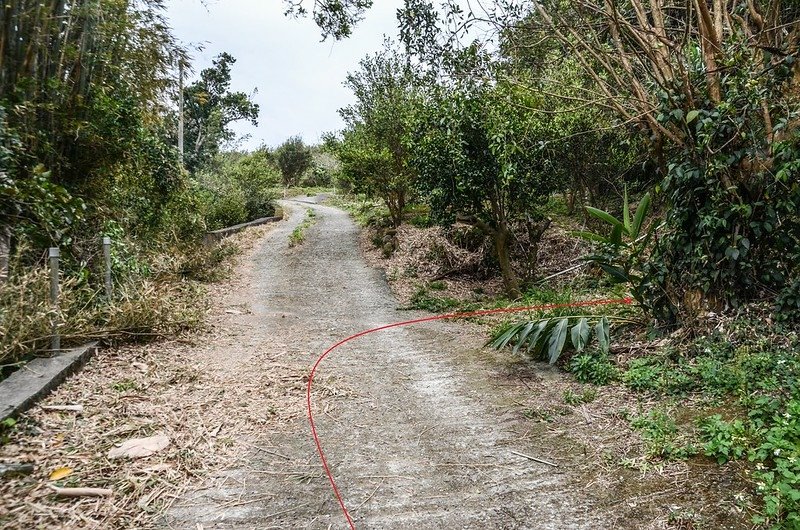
306 297 633 530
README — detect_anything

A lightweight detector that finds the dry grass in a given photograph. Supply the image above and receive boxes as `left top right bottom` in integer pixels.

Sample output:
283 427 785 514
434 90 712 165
0 339 312 528
0 222 310 529
0 238 243 366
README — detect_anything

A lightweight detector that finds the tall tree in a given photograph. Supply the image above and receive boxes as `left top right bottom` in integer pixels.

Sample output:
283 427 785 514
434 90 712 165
275 136 313 187
338 44 418 227
408 77 561 297
398 0 800 322
0 0 187 248
283 0 374 40
181 53 259 173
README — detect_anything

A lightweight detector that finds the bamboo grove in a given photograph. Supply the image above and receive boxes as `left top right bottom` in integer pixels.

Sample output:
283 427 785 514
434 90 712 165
1 0 189 253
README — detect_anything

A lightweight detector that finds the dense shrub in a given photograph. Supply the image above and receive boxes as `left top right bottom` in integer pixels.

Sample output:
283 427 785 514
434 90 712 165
196 149 280 230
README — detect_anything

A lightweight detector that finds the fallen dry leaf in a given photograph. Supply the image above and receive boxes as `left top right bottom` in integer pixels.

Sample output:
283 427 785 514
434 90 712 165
107 434 170 460
48 466 73 481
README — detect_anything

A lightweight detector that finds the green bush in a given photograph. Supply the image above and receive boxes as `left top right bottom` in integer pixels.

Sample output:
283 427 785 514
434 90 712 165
622 357 667 393
197 177 249 230
563 388 597 405
751 398 800 527
408 286 462 312
624 320 800 525
195 150 279 230
569 353 617 385
697 400 800 527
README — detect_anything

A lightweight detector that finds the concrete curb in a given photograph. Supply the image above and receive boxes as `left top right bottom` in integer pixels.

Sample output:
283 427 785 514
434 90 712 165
203 215 283 246
0 343 98 421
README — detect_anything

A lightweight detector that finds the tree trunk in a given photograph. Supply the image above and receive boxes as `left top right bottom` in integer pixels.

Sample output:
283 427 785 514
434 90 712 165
524 217 552 282
493 227 521 299
566 186 576 215
385 190 405 227
457 214 522 298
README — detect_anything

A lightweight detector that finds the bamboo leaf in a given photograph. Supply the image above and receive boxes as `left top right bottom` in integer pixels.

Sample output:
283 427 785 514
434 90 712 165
585 206 623 230
526 320 551 357
572 230 610 244
623 185 632 234
610 224 623 246
598 263 629 283
548 318 569 364
632 192 651 239
570 317 590 352
596 316 610 355
489 321 525 350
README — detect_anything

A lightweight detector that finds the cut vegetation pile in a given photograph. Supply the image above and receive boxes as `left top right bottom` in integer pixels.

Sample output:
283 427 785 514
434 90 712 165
358 215 591 309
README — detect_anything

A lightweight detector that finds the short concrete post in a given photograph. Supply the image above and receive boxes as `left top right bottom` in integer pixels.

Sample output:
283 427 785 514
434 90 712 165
102 236 112 299
49 247 60 352
0 225 10 284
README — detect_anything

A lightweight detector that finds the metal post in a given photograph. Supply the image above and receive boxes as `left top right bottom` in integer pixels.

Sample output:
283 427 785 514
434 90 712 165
103 236 112 300
49 247 60 352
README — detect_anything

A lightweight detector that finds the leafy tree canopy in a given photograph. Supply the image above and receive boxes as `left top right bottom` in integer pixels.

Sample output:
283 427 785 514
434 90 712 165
275 136 313 187
182 53 260 173
283 0 374 40
337 43 419 226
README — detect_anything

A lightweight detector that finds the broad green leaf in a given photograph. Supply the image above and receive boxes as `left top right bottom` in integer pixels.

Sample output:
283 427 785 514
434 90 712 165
548 318 569 365
585 206 623 230
596 316 610 355
632 192 651 239
489 322 525 350
686 109 700 124
572 230 610 244
526 320 551 357
512 321 536 355
725 246 740 260
609 224 623 246
598 263 629 283
570 317 590 352
623 185 631 234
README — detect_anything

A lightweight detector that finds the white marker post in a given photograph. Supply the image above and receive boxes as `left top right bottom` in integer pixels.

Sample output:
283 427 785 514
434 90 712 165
102 236 112 300
49 247 60 352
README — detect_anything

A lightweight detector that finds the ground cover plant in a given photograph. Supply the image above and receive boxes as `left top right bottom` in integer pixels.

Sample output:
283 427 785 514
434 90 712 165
288 208 318 247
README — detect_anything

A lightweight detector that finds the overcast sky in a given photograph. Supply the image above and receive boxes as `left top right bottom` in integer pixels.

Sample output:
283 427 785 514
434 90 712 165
164 0 404 150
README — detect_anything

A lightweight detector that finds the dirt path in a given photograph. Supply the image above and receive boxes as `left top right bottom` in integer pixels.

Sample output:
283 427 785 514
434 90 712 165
163 199 611 530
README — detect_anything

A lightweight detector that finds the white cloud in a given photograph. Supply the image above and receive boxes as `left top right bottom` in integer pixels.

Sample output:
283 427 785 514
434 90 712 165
164 0 403 150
